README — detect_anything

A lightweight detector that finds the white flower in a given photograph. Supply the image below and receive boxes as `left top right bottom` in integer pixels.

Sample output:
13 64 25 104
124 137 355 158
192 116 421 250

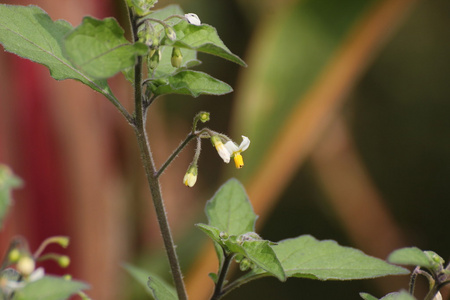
2 267 45 294
433 292 442 300
211 136 231 163
224 136 250 169
183 165 198 187
185 13 201 26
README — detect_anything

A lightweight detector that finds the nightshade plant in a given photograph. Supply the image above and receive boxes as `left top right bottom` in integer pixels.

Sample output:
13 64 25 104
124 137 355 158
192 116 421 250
0 1 446 299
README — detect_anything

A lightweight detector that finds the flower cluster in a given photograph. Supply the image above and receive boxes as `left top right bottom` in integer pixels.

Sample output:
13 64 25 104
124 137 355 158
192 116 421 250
181 113 250 187
0 236 71 296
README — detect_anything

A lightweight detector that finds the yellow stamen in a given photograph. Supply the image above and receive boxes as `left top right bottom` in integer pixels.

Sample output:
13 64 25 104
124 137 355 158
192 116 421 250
234 154 244 169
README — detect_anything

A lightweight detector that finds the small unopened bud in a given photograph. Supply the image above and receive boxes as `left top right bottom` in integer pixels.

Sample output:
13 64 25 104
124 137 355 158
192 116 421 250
165 26 177 41
185 13 201 26
183 164 198 187
17 256 35 276
199 112 210 123
219 232 229 240
234 254 244 263
63 274 72 281
148 49 161 70
8 249 20 263
239 258 251 272
433 292 442 300
171 47 183 68
58 256 71 268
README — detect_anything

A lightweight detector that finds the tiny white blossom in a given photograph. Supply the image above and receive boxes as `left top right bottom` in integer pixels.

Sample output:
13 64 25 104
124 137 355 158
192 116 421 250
185 13 201 26
433 292 442 300
224 136 250 168
211 136 231 163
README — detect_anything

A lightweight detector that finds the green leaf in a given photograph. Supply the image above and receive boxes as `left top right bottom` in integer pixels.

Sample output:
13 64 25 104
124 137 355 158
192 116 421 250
0 5 114 97
147 275 177 300
195 223 222 245
0 165 22 228
14 276 88 300
360 291 416 300
123 264 176 300
64 16 148 79
162 21 246 67
241 240 286 281
205 179 257 236
196 224 285 281
255 235 409 280
388 247 435 269
152 70 232 97
360 293 380 300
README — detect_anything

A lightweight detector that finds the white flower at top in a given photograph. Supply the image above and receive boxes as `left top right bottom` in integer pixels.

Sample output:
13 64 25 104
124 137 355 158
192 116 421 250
224 136 250 169
211 136 230 163
433 292 442 300
183 164 198 187
185 13 201 26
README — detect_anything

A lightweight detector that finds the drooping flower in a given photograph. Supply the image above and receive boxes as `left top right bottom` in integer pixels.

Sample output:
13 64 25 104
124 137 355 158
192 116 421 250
185 13 201 26
224 136 250 168
211 136 231 163
183 164 198 187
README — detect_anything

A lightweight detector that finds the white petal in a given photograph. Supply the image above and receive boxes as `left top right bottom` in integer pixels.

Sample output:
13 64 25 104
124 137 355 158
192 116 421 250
238 136 250 151
185 13 201 26
216 144 231 163
433 292 442 300
224 141 239 155
29 267 45 282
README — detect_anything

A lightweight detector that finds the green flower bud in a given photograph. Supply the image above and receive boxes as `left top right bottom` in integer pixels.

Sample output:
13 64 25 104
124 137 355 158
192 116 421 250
234 254 244 263
165 26 177 41
239 258 251 272
219 231 229 240
171 47 183 68
148 49 161 70
63 274 72 281
199 111 210 123
8 248 20 263
58 256 71 268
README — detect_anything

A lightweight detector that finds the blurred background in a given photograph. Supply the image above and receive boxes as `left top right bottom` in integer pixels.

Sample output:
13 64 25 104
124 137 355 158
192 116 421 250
0 0 449 299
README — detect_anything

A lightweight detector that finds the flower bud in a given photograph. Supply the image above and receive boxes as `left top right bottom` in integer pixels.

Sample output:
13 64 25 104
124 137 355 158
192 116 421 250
17 256 35 276
239 258 251 272
199 111 210 123
185 13 201 26
171 47 183 68
219 232 229 240
58 256 71 268
8 248 20 263
148 49 161 70
183 164 198 187
165 26 177 41
433 292 442 300
63 274 72 281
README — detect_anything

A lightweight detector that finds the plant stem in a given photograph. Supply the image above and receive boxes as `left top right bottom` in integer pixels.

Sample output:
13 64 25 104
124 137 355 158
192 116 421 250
133 55 187 300
156 133 196 178
211 252 234 300
220 273 267 298
129 6 187 299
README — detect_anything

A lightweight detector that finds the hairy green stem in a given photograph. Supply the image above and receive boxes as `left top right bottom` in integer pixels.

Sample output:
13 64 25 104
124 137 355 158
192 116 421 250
156 133 196 178
220 273 268 298
211 252 234 300
133 56 187 300
129 6 187 299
